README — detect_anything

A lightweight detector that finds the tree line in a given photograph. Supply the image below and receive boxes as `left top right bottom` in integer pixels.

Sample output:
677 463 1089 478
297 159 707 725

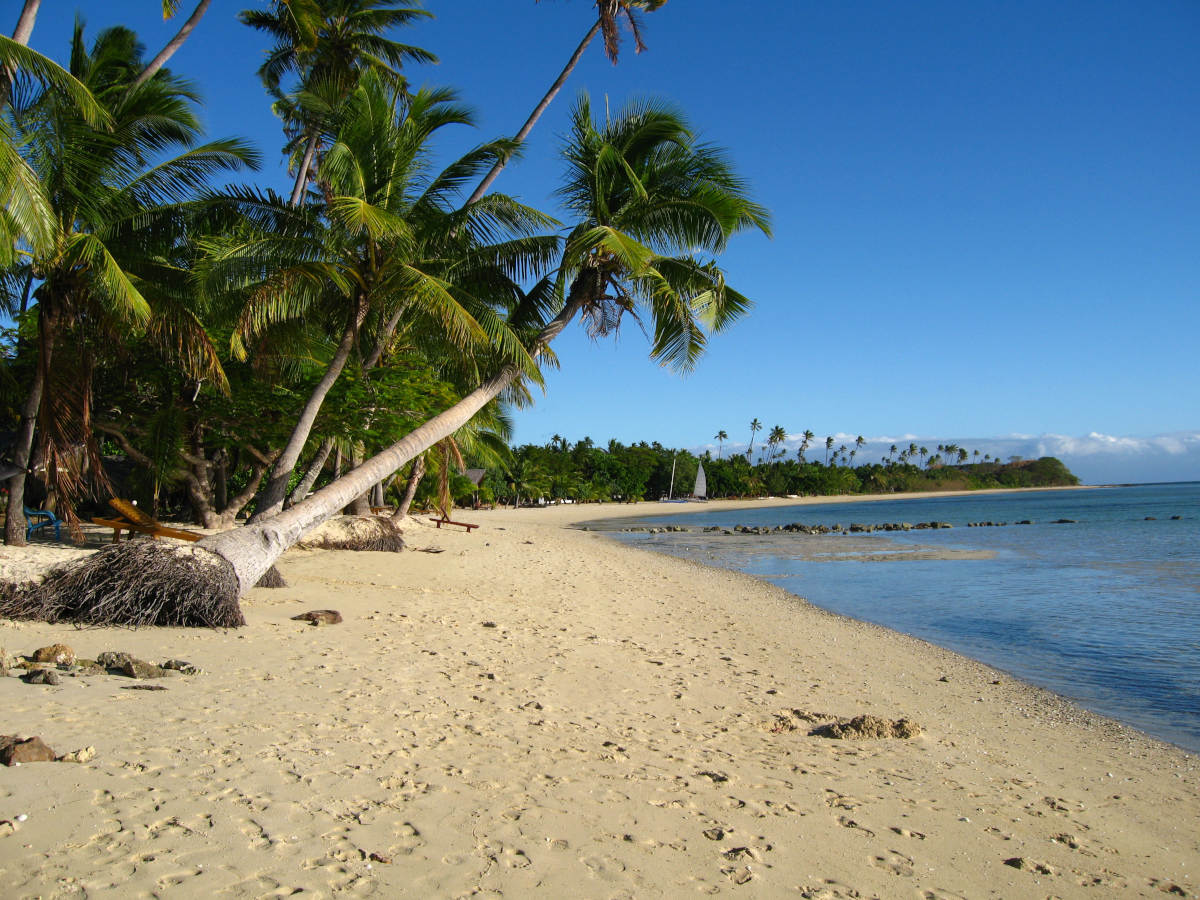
428 434 1078 509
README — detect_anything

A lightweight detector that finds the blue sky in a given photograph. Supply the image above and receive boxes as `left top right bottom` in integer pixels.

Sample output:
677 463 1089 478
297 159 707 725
20 1 1200 483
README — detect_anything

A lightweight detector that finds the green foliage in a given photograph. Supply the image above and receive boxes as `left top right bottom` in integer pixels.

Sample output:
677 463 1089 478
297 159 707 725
489 439 1079 506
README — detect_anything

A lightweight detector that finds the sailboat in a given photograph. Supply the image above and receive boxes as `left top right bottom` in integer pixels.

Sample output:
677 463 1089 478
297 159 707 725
692 461 707 500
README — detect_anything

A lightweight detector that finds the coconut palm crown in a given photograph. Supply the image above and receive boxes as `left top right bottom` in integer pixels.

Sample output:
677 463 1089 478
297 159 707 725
553 95 770 373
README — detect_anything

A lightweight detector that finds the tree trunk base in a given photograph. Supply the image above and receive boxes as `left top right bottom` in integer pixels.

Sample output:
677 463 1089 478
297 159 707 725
6 542 244 628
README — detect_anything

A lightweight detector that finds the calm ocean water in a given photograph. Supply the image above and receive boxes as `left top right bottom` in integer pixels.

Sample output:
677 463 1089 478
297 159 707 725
606 483 1200 754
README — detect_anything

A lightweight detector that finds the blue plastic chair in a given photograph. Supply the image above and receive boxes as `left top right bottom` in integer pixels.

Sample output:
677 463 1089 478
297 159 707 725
24 506 61 541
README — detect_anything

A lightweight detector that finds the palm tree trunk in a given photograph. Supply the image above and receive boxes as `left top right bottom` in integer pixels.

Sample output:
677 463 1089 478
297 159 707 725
289 130 320 207
0 0 40 113
393 455 425 519
10 0 38 44
347 445 371 515
287 437 333 507
249 301 365 522
3 307 55 546
129 0 212 91
463 20 601 205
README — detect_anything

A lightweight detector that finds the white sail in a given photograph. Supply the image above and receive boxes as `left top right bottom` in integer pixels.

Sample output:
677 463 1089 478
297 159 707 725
693 462 707 499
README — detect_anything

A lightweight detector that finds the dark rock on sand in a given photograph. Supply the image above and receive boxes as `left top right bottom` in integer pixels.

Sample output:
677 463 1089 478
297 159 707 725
0 735 57 765
292 609 343 625
96 651 135 669
97 652 172 678
21 668 62 685
812 715 922 740
120 659 172 679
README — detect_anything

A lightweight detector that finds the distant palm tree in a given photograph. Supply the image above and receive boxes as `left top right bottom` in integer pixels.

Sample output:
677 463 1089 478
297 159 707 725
919 446 929 465
888 443 898 463
958 447 969 465
747 418 762 462
714 429 727 459
973 449 980 464
767 424 786 461
855 435 865 456
825 435 834 466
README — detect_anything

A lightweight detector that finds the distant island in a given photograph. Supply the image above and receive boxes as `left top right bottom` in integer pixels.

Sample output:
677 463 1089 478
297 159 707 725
457 436 1080 507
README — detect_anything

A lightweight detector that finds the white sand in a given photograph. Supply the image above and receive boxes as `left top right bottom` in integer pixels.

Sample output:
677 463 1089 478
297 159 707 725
1 495 1197 898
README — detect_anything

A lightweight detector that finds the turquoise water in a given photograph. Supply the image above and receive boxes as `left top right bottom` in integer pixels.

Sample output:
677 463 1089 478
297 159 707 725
608 484 1200 754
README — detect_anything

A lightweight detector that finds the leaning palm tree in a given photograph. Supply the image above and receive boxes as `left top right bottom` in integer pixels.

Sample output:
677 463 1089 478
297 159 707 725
465 0 668 204
34 93 768 625
747 417 762 462
2 23 254 544
824 435 834 465
714 429 727 459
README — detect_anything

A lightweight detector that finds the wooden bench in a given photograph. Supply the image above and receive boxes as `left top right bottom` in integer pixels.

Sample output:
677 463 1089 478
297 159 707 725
429 516 479 533
92 499 202 544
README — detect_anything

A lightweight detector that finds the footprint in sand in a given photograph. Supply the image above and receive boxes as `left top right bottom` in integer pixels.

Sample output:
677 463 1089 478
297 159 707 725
870 849 915 877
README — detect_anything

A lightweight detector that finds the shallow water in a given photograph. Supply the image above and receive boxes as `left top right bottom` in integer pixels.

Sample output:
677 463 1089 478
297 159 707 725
606 483 1200 754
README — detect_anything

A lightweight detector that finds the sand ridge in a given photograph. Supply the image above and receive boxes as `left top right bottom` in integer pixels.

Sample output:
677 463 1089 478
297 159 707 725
0 500 1196 898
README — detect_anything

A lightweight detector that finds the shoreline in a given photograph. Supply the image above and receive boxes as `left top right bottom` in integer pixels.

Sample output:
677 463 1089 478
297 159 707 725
2 495 1198 896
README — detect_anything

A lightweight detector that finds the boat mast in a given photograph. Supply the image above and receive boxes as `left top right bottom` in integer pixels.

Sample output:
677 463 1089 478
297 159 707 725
668 454 677 500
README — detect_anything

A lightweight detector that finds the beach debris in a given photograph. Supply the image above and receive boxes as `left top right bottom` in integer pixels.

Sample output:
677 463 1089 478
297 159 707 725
296 515 404 552
696 770 731 784
162 659 202 675
0 735 57 766
811 715 922 740
292 609 343 626
31 643 76 666
121 684 168 691
58 746 96 764
254 565 288 588
481 621 498 628
21 668 62 686
703 827 727 841
368 852 393 864
415 547 445 553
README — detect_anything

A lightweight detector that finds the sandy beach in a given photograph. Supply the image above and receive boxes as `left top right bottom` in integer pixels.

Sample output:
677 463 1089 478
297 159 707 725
1 493 1197 898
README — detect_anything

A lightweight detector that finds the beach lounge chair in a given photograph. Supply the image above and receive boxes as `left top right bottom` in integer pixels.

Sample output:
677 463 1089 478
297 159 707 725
92 499 202 544
24 506 62 541
429 515 479 533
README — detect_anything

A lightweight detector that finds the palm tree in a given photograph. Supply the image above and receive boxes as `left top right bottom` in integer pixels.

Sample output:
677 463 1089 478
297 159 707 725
3 23 254 544
824 435 834 465
888 443 898 463
465 0 668 204
747 418 762 462
219 78 554 521
798 428 813 463
48 93 767 618
767 424 786 461
714 429 727 459
855 435 865 456
239 0 436 207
